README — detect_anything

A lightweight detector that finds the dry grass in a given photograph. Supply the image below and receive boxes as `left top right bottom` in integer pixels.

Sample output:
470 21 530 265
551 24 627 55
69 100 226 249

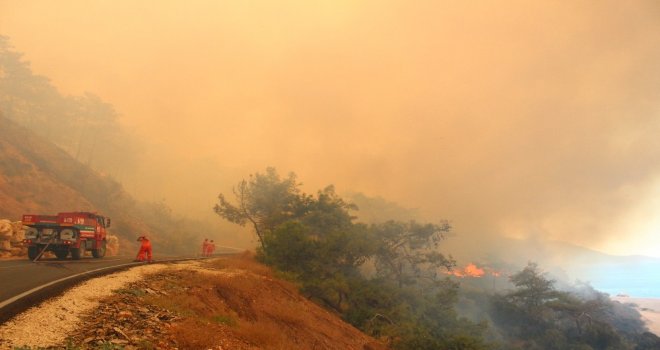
144 269 234 319
169 319 226 349
233 321 289 349
209 250 274 277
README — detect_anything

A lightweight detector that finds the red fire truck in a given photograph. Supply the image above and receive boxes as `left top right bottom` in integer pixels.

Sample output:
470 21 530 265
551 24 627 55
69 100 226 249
22 212 111 260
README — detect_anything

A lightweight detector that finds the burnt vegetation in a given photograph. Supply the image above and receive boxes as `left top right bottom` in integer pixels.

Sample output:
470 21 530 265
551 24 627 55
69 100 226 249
216 168 660 350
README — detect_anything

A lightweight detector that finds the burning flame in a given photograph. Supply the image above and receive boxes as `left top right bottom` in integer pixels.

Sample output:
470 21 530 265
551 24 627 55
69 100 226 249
448 263 500 278
464 263 485 277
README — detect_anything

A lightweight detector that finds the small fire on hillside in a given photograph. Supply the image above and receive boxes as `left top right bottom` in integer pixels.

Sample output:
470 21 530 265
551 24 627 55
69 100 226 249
449 263 501 278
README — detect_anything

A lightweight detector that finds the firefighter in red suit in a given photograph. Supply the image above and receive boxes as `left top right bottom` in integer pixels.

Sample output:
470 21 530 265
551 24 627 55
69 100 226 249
135 236 152 262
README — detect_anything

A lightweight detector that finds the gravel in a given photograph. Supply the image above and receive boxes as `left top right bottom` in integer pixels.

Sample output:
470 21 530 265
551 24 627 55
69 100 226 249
0 263 168 349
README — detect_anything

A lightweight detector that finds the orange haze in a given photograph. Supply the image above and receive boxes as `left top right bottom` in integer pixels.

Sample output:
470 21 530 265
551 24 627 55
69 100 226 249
2 1 660 256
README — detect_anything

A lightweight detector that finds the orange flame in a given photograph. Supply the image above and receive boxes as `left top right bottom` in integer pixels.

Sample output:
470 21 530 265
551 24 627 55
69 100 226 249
464 263 485 277
448 263 501 278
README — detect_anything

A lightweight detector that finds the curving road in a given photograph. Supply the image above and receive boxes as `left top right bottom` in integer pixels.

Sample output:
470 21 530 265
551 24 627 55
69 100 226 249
0 247 240 324
0 255 139 303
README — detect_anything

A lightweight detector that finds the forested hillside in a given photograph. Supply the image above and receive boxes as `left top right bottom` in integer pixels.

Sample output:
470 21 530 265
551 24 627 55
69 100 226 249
0 115 121 217
0 115 224 255
215 168 660 350
0 34 240 255
0 35 137 181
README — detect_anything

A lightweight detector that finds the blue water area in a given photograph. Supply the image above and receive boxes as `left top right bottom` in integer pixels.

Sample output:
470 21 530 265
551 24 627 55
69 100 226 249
580 261 660 298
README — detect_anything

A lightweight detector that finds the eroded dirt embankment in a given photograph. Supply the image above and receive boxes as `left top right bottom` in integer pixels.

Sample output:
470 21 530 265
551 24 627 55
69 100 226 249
0 255 387 350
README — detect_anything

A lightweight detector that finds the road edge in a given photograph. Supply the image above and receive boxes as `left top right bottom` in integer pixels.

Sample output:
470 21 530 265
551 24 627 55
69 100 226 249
0 258 206 325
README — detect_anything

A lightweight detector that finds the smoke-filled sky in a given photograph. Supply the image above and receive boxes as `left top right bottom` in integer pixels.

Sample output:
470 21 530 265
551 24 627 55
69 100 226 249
2 1 660 256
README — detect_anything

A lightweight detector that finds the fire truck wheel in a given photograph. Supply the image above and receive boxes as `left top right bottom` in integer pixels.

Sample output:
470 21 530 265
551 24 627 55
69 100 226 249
92 240 106 258
27 246 39 260
71 246 84 260
54 249 69 260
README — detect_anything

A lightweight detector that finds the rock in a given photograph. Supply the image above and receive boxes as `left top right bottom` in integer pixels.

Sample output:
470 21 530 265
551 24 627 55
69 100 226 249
0 220 12 239
9 221 25 243
0 219 28 257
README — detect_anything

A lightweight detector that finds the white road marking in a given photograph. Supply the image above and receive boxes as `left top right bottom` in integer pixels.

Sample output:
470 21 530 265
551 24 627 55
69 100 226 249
0 261 141 308
0 264 29 270
0 257 209 308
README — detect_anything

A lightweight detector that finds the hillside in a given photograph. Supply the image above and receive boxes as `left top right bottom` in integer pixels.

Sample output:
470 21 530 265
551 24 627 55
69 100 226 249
0 116 95 218
0 115 148 252
0 115 228 255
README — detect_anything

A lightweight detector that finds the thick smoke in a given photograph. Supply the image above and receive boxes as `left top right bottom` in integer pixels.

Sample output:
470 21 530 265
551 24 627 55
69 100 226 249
2 1 660 255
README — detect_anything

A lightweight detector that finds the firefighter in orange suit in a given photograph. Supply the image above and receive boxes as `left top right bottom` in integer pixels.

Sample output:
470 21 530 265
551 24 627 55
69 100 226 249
135 236 152 262
202 238 209 257
209 240 216 256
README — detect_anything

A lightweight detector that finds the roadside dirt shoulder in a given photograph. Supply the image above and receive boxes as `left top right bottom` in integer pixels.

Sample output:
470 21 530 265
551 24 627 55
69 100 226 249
0 263 167 349
0 255 387 350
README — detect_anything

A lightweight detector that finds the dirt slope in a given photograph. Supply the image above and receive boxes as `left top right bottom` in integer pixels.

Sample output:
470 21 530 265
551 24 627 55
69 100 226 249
104 254 388 350
0 116 182 255
0 115 245 257
0 116 141 255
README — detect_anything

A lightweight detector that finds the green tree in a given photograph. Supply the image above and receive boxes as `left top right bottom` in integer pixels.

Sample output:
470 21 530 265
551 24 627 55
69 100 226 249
508 262 560 312
489 263 644 349
214 167 300 248
297 185 357 235
260 186 375 312
371 220 455 288
214 168 492 349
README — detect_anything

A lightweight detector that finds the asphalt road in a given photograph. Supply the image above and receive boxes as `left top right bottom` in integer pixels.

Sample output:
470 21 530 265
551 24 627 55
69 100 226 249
0 247 241 307
0 246 241 326
0 255 143 304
